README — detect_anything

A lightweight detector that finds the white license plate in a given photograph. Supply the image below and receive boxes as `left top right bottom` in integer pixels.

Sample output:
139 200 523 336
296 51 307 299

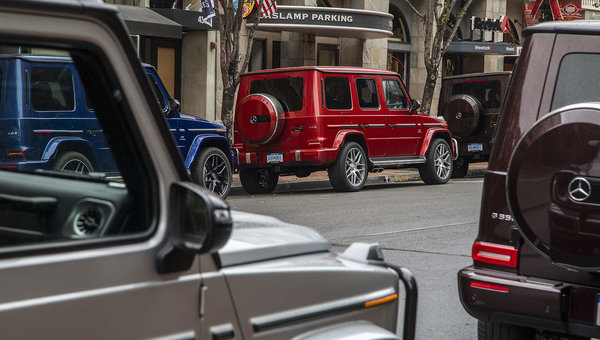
467 143 483 152
267 153 283 163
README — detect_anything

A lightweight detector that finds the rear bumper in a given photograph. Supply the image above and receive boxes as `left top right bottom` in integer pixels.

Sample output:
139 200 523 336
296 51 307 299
235 147 338 168
458 266 600 338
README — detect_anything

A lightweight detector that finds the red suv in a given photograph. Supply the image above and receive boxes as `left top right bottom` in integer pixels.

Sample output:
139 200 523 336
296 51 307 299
233 66 457 194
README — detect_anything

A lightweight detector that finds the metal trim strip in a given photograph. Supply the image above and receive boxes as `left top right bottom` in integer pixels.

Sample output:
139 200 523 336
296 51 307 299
250 287 397 332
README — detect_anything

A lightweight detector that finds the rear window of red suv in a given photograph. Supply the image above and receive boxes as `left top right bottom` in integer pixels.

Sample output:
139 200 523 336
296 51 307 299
250 77 303 112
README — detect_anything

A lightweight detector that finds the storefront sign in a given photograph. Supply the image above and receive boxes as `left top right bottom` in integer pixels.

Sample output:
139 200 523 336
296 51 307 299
253 6 393 39
471 17 502 31
448 41 519 55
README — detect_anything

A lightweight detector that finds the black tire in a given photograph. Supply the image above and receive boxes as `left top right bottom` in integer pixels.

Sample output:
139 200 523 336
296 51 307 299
419 138 452 184
328 142 368 192
191 147 232 199
451 157 469 178
239 168 279 194
478 320 535 340
50 151 94 174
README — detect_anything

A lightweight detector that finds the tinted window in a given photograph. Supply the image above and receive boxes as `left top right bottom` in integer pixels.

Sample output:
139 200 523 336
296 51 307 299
31 67 74 111
250 77 303 111
325 76 351 110
382 78 408 109
452 79 501 109
356 78 379 109
552 53 600 110
147 73 167 110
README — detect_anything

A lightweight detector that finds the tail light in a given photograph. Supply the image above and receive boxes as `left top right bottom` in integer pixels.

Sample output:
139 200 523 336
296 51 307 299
472 241 518 268
6 149 26 158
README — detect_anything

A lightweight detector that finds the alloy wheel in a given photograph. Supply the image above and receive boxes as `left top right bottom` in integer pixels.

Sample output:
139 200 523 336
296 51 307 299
345 147 366 186
61 159 92 173
204 154 230 196
434 143 451 179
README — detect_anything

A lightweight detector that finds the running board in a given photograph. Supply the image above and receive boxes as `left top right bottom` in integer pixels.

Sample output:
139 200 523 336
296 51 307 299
371 156 426 166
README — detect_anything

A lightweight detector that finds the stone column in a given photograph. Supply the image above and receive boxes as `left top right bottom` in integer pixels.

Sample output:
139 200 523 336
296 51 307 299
181 30 218 121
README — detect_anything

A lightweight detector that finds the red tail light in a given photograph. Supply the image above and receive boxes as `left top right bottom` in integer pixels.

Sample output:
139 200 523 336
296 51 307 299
470 281 509 293
472 242 518 268
6 149 26 158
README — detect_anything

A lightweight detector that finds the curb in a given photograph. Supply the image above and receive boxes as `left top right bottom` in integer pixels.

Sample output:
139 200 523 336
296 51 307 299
230 167 486 196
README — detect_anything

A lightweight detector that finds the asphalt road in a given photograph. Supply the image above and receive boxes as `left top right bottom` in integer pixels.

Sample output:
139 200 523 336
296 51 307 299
227 178 484 340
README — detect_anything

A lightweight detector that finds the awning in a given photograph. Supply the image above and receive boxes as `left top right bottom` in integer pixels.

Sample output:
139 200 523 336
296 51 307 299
251 6 393 40
116 5 182 39
152 8 215 31
447 41 518 55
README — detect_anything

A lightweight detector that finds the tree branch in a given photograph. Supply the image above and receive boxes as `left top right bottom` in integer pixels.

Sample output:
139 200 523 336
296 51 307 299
443 0 473 50
399 0 424 19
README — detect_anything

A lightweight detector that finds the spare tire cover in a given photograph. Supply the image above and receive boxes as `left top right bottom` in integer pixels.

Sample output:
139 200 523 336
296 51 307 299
443 95 483 137
507 105 600 270
235 93 285 145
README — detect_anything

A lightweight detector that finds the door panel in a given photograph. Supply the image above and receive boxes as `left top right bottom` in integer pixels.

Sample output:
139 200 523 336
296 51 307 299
382 78 420 156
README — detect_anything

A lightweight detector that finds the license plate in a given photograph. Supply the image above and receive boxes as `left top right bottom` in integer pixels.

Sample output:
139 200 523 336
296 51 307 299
267 153 283 163
467 143 483 152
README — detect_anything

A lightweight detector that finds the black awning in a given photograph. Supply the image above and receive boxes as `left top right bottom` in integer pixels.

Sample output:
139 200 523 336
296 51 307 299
447 41 518 55
152 8 215 31
116 5 182 39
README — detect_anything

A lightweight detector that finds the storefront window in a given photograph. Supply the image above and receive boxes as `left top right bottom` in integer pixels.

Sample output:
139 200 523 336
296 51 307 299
389 4 407 41
318 44 339 66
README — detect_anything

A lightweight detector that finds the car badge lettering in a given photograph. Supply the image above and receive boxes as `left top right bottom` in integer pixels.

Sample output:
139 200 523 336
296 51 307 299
568 177 591 202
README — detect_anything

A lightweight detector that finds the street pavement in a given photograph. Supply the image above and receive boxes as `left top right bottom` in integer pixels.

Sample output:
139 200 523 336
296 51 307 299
231 162 488 195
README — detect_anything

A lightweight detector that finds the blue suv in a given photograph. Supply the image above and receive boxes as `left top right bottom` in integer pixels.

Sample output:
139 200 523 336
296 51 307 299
0 55 233 198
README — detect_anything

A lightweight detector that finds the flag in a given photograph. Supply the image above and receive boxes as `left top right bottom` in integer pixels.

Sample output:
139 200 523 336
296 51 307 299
200 0 215 27
186 0 215 27
500 16 510 33
260 0 277 18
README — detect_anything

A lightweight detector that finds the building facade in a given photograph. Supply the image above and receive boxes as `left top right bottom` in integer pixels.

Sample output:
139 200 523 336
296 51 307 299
107 0 590 118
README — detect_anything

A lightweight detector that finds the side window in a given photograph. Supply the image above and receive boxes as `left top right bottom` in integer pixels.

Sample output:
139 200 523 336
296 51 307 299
356 78 379 109
552 53 600 110
146 73 167 111
0 46 151 249
382 78 408 109
31 67 75 112
324 76 351 110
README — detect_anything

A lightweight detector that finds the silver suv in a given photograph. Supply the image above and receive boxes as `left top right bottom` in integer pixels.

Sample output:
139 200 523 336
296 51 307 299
0 1 416 339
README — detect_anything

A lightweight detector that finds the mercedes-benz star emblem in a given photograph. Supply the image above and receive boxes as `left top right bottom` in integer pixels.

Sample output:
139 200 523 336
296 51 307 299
250 116 258 124
568 177 592 202
456 112 462 119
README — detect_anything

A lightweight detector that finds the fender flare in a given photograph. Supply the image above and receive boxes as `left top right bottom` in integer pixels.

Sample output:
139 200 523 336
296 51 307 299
332 130 367 150
418 128 453 156
184 133 233 169
41 137 93 161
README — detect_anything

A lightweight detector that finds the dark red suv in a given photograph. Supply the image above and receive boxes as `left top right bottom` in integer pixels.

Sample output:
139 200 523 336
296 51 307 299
233 66 457 194
458 21 600 339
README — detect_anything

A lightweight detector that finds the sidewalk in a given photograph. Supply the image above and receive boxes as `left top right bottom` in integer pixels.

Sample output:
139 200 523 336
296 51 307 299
230 162 487 196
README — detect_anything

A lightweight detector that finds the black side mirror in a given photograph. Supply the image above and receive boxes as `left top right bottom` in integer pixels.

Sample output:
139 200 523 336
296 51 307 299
157 182 232 274
409 99 421 114
167 98 181 117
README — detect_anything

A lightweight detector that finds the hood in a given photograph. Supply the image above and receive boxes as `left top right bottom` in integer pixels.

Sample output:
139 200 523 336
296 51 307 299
216 211 331 267
177 113 226 130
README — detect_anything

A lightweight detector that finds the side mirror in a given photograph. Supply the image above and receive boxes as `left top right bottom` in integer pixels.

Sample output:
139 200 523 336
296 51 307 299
409 99 421 114
157 182 232 274
168 98 181 117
